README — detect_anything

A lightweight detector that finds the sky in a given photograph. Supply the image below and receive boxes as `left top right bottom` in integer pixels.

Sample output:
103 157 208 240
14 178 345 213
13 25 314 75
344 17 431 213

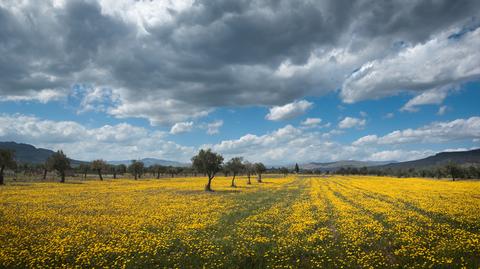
0 0 479 165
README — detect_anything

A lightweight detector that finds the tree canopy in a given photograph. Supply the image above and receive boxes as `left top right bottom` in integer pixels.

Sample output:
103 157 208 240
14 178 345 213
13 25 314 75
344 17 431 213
191 149 224 191
0 149 16 185
91 159 107 181
225 157 245 187
46 151 70 183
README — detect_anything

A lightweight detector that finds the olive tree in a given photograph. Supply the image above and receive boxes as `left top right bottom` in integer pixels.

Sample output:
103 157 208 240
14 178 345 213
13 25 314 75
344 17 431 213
117 164 127 176
243 161 254 185
445 162 462 181
255 162 266 183
37 163 48 180
191 149 223 191
110 164 120 179
129 160 144 180
280 167 289 177
152 164 167 179
0 149 16 185
91 159 107 181
46 150 71 183
225 157 245 187
78 163 89 179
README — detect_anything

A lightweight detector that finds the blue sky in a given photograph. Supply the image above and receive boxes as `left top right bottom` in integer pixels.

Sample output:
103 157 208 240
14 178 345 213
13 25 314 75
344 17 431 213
0 0 479 164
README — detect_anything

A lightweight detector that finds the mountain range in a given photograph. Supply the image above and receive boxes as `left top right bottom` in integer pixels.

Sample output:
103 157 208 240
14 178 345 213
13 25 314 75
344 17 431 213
0 141 188 167
0 141 86 166
300 160 393 171
107 158 189 167
377 149 480 170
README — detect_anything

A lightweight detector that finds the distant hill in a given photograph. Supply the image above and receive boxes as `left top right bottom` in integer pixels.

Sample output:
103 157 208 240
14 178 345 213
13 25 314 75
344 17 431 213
0 141 86 166
107 158 189 167
302 160 394 171
378 148 480 169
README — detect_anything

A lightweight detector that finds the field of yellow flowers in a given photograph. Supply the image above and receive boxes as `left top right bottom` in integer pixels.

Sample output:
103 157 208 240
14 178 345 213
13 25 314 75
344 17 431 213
0 175 479 268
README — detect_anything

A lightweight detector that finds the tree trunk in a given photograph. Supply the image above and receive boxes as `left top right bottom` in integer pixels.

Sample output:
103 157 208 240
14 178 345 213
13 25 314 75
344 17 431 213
231 174 236 187
205 176 214 191
156 171 160 179
113 172 117 179
0 166 4 185
83 172 87 179
257 174 262 183
60 171 65 183
98 170 103 181
247 174 251 185
134 173 138 180
43 169 47 180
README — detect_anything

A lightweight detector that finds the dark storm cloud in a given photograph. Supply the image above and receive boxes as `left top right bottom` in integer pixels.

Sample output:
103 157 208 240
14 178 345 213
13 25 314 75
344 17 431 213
0 0 479 122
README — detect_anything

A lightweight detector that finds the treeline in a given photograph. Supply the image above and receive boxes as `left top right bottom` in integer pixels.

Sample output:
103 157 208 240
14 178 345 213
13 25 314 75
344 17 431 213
330 162 480 181
1 148 288 191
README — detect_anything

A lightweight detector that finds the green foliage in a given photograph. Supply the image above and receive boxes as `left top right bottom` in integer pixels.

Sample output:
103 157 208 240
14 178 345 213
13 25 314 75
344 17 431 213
117 164 127 174
0 149 16 185
151 164 166 179
91 160 107 180
279 167 289 177
254 163 266 175
225 157 245 187
129 160 144 180
191 149 224 179
225 157 245 177
445 162 462 181
254 163 266 183
46 151 71 183
191 149 224 191
332 162 480 180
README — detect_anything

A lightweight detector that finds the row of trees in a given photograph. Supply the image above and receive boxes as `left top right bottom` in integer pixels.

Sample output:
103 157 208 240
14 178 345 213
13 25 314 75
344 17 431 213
191 149 267 191
0 148 270 191
334 162 480 181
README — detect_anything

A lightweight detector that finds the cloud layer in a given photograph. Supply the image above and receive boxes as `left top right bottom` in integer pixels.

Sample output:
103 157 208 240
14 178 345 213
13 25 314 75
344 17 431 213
1 113 478 164
1 0 479 124
265 100 313 121
0 114 194 161
353 117 480 146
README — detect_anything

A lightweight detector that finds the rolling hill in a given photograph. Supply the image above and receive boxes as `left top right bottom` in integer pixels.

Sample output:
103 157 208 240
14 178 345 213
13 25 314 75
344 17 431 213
301 160 394 171
107 158 189 167
0 141 86 166
378 148 480 169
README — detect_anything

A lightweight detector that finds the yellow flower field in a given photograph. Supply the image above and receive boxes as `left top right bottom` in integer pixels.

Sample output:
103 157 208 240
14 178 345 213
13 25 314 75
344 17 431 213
0 176 479 268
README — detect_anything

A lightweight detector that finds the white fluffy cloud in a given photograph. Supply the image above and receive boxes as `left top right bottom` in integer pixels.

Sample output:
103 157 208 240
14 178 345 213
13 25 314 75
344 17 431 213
1 113 475 164
301 118 322 126
368 149 434 162
2 89 67 103
204 124 458 164
206 120 223 135
0 114 195 161
338 117 366 129
353 117 480 146
401 87 449 112
170 121 194 134
341 27 480 103
265 100 313 121
437 105 448 115
205 125 357 164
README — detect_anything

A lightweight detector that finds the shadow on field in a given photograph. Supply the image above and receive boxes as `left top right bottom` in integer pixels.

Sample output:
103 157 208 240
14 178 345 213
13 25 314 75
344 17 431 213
173 189 242 195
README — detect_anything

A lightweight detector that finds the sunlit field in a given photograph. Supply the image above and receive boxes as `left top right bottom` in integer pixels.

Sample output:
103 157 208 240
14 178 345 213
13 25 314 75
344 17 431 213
0 176 479 268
